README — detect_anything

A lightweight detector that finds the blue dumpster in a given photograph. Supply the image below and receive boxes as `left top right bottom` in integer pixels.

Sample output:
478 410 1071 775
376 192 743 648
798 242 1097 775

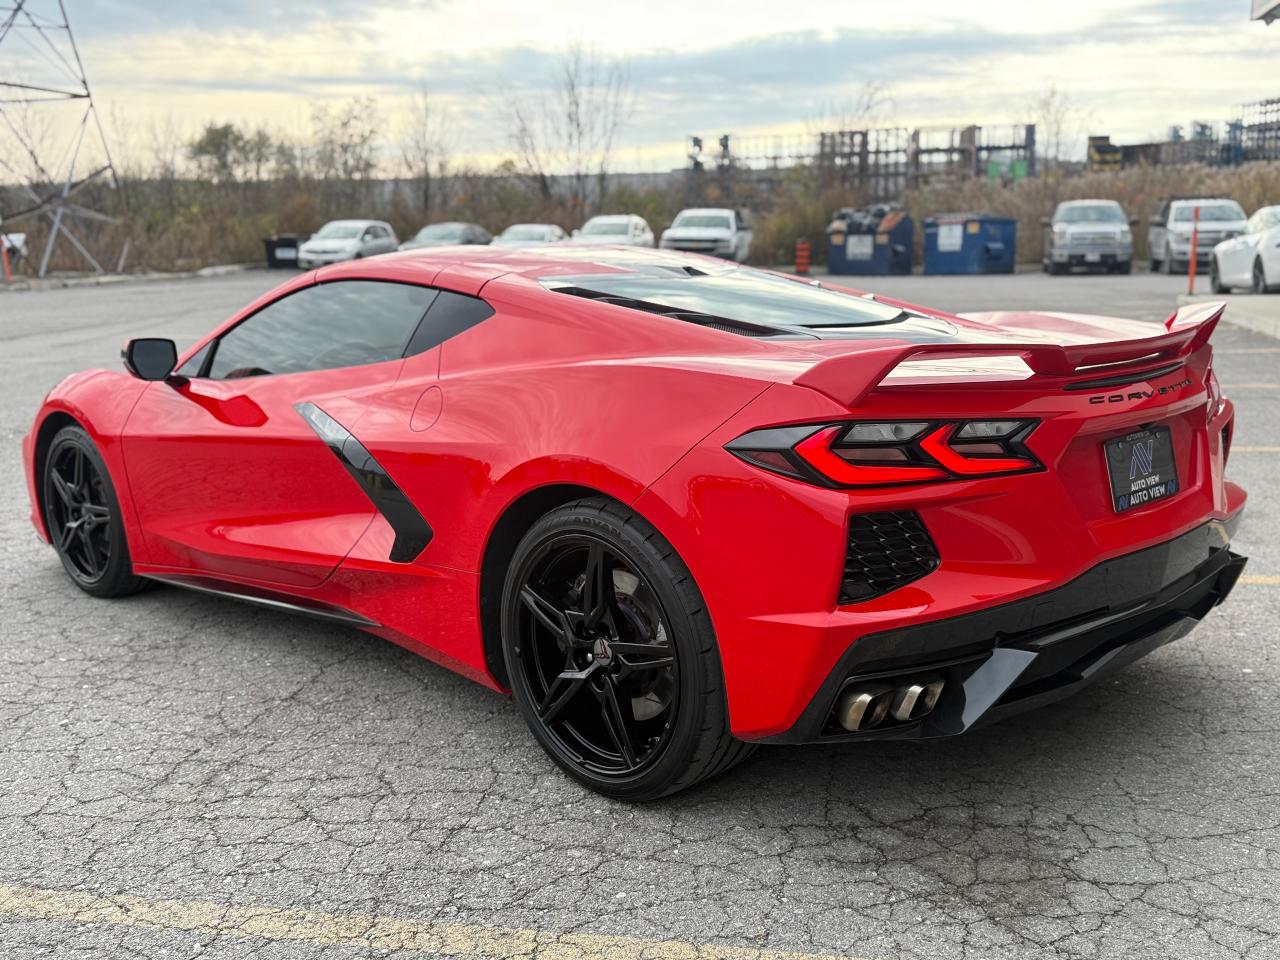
826 204 914 276
923 214 1016 275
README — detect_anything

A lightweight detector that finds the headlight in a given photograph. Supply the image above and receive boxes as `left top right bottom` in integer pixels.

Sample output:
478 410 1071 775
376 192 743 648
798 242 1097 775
1119 228 1131 241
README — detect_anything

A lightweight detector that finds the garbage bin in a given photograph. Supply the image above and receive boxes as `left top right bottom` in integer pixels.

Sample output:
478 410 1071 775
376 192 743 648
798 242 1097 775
923 214 1016 275
263 234 301 269
826 204 914 276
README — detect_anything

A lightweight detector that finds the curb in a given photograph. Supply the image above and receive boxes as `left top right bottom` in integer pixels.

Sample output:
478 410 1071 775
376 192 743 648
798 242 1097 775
1178 293 1280 340
1 262 263 293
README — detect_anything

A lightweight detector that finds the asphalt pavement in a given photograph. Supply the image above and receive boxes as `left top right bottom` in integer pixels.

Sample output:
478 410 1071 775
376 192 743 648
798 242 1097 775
2 268 1278 960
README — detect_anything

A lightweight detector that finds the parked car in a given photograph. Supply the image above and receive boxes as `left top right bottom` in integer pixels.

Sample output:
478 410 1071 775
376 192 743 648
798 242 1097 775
493 223 568 247
660 207 753 262
399 222 491 251
1211 205 1280 294
570 214 654 247
24 245 1245 800
1041 200 1133 274
296 220 397 269
1148 198 1247 274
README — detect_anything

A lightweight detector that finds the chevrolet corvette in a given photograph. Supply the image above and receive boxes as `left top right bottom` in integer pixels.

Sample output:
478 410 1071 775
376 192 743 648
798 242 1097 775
23 246 1246 799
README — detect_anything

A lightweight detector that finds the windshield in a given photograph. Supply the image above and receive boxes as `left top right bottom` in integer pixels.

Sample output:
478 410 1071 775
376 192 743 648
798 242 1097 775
1172 203 1245 222
316 224 361 239
501 225 551 241
674 214 732 229
582 220 630 236
543 266 911 330
1056 205 1125 224
416 224 464 241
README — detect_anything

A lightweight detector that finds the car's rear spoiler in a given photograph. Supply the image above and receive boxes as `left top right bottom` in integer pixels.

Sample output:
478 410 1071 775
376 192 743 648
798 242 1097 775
794 301 1225 407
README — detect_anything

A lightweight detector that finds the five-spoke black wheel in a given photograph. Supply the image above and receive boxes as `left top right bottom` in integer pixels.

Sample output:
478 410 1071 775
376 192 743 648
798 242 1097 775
502 497 753 800
43 425 149 597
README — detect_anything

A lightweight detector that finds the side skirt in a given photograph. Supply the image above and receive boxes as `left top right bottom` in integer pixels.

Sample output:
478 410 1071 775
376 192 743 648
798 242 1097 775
147 572 379 628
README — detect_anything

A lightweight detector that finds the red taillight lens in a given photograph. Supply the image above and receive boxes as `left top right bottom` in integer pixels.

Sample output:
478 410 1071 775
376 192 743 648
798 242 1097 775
728 419 1041 488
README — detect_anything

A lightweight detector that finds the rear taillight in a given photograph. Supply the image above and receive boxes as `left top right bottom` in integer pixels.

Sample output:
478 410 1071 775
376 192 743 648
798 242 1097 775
727 419 1041 488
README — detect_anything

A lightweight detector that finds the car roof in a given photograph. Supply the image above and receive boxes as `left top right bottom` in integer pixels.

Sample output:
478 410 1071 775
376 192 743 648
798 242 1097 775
324 219 383 227
504 223 558 229
1058 199 1121 206
584 214 638 223
677 207 734 215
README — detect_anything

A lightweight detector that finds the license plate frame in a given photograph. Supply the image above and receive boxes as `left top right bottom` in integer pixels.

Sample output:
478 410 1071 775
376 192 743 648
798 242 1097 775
1104 426 1179 514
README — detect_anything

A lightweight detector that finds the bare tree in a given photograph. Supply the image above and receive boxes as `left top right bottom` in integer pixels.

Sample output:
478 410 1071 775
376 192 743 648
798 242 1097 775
1025 83 1084 172
400 85 451 219
312 98 381 209
808 81 894 135
504 44 632 223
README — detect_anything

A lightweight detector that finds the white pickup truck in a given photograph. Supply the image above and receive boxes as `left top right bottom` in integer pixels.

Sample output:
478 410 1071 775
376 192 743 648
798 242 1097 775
659 208 753 262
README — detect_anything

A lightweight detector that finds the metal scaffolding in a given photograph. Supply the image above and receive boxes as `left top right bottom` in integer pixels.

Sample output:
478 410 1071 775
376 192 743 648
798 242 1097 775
0 0 125 277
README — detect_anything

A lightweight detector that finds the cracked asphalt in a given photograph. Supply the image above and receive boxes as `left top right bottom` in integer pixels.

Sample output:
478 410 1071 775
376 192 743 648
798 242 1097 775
2 269 1278 959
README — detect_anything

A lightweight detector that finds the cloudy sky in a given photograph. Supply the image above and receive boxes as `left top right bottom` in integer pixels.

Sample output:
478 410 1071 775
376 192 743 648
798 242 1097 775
7 0 1278 172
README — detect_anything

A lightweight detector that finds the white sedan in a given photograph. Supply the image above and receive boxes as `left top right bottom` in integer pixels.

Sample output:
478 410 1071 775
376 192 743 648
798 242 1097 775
493 223 567 247
297 220 398 269
1212 205 1280 294
569 215 655 247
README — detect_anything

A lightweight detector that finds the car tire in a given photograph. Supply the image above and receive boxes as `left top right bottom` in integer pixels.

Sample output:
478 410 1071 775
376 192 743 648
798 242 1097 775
501 496 753 800
1116 260 1132 275
1049 261 1066 276
42 425 151 599
1254 258 1275 295
1150 254 1162 272
1211 257 1230 294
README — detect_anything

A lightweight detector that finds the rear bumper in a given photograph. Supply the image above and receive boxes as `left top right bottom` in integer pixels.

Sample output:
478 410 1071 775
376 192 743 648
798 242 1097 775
757 513 1245 744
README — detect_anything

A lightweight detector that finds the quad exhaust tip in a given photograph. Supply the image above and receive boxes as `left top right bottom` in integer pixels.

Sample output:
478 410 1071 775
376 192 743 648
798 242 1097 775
835 674 945 732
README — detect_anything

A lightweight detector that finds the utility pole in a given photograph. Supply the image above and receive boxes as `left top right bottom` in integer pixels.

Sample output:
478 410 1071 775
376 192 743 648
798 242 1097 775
0 0 126 277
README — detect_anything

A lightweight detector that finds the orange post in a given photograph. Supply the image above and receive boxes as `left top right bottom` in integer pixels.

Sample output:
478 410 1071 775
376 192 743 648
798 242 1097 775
1 239 10 285
795 238 811 276
1187 205 1200 295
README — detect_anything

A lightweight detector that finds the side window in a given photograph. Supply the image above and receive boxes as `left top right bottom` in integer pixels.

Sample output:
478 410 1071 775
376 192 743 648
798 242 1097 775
175 340 214 378
206 281 435 380
404 290 495 356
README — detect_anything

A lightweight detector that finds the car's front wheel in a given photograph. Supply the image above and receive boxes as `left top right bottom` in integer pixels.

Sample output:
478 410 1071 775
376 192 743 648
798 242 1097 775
501 497 752 800
42 425 150 598
1254 258 1275 295
1211 256 1230 294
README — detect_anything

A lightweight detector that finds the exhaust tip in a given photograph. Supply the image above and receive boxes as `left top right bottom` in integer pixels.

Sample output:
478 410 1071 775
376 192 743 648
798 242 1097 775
835 683 895 731
889 674 945 723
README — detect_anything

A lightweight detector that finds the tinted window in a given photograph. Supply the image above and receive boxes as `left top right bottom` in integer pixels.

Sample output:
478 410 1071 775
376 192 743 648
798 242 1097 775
207 281 434 379
1056 204 1125 223
1172 203 1245 222
175 340 214 378
404 290 495 356
543 266 909 329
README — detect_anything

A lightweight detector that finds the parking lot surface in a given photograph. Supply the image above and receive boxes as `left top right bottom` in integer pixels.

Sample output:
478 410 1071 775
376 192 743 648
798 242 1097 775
2 269 1279 960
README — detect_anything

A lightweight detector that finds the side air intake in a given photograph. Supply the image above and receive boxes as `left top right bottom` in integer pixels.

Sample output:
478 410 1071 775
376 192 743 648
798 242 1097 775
839 510 940 604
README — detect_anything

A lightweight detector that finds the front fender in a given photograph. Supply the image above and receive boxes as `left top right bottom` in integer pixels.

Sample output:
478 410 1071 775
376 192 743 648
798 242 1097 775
24 369 150 554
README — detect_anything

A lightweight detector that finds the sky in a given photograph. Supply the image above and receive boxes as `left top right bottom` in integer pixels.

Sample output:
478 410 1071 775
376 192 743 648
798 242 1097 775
4 0 1278 174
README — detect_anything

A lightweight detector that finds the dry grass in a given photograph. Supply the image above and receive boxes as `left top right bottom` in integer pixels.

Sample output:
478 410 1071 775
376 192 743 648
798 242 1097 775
6 161 1277 274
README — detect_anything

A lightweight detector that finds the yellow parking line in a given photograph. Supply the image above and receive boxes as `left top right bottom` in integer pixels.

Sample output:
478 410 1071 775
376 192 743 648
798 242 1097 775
1241 575 1280 586
0 884 858 960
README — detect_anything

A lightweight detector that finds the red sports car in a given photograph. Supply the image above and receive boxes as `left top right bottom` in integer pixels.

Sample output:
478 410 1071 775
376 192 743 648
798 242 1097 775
22 247 1246 799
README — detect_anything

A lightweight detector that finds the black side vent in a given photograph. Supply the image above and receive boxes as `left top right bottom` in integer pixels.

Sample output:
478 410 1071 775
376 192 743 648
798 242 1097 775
552 285 784 338
839 511 940 604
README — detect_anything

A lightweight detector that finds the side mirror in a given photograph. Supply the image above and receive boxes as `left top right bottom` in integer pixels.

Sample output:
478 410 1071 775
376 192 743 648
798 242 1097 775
1129 217 1139 227
122 338 178 381
1149 216 1162 227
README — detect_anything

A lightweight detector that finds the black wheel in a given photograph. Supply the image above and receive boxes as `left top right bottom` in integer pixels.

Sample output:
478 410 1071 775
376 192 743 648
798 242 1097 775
1116 259 1132 275
42 425 150 598
1254 258 1274 295
1048 261 1066 276
501 497 753 800
1211 257 1230 294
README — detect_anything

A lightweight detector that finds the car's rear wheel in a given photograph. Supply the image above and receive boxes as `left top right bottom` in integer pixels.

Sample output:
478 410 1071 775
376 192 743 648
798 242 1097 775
501 497 752 800
42 425 150 598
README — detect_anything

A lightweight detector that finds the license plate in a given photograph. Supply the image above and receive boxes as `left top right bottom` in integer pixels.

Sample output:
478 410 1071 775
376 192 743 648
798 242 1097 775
1085 252 1101 263
1104 427 1179 514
